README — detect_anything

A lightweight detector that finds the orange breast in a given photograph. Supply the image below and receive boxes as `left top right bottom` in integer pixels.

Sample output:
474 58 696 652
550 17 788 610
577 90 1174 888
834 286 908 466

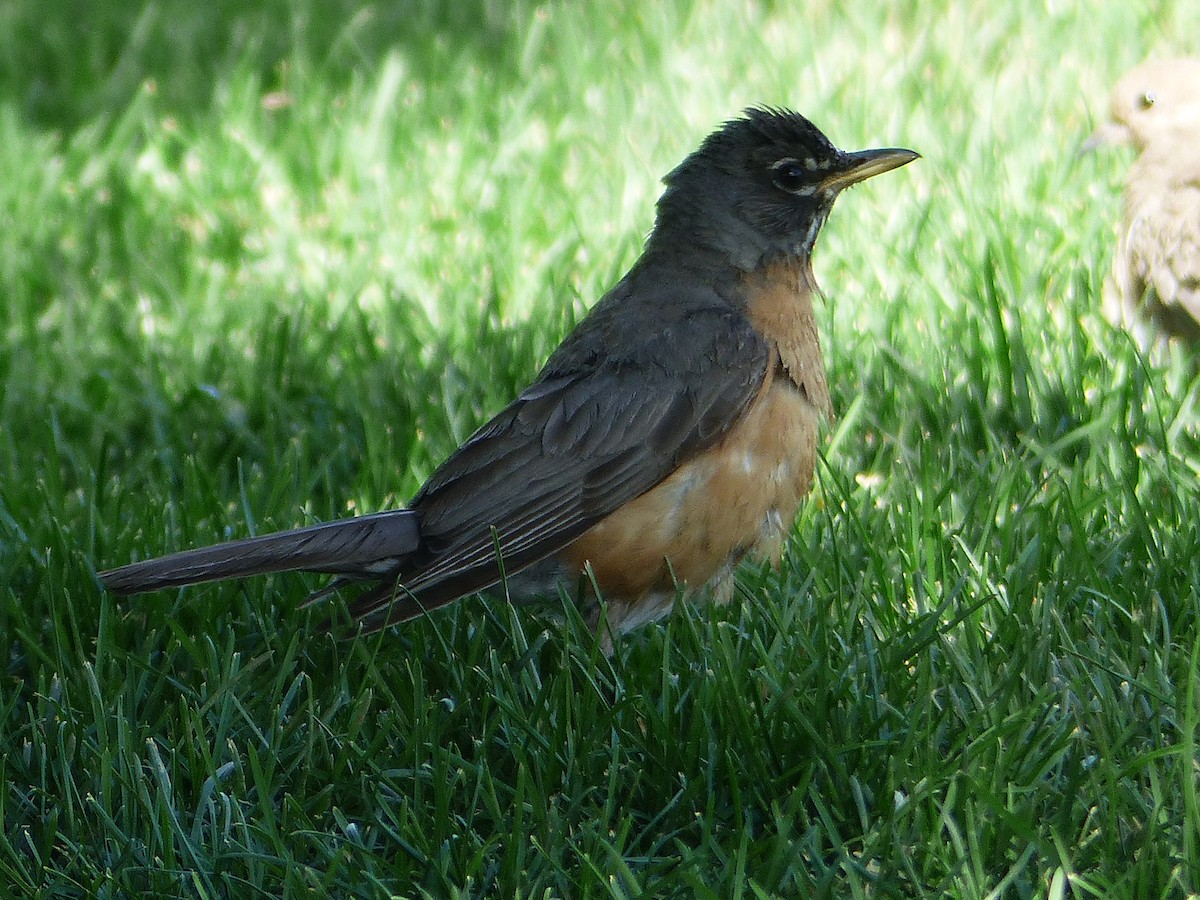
561 362 821 600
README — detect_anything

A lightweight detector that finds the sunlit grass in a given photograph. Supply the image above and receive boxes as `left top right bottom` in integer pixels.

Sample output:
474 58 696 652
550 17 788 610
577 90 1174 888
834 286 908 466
3 0 1199 896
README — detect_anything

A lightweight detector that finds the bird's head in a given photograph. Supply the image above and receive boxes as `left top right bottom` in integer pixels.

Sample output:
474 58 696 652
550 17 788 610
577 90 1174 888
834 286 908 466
1086 58 1200 153
649 107 918 269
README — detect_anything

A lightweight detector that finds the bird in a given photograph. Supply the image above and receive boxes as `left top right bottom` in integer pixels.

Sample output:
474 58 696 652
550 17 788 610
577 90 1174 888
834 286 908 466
100 108 917 648
1087 58 1200 344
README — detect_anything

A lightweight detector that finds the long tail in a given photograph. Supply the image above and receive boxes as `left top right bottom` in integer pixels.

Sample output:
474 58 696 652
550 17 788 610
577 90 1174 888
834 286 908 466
99 510 420 595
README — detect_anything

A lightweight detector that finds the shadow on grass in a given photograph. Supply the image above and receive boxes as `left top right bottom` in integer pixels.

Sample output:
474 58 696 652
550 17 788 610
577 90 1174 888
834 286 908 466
0 0 540 130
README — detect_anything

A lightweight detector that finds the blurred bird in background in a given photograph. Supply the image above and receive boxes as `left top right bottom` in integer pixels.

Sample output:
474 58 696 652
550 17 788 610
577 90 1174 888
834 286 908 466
1087 57 1200 345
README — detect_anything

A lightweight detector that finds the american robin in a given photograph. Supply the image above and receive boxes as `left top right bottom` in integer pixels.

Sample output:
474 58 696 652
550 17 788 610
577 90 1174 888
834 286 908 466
101 108 917 645
1087 58 1200 343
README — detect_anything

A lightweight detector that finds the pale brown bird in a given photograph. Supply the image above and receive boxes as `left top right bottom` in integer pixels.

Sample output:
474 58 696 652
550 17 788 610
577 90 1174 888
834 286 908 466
1088 58 1200 343
100 109 917 647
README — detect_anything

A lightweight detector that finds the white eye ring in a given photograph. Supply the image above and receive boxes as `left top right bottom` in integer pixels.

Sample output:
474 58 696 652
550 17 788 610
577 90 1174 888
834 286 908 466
771 158 809 192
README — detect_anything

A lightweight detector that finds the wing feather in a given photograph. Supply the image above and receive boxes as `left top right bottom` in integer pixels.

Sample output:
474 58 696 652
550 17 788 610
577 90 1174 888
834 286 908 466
362 285 772 624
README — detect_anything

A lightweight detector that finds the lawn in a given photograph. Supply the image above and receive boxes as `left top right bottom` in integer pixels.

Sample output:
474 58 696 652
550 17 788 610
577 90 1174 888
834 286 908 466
3 0 1199 896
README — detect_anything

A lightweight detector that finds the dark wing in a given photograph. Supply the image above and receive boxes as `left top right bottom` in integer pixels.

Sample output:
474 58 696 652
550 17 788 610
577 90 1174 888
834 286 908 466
349 287 771 629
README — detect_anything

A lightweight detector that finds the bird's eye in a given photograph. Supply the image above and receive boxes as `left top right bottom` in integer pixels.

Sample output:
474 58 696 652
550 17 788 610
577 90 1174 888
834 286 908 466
1139 90 1157 110
771 159 809 193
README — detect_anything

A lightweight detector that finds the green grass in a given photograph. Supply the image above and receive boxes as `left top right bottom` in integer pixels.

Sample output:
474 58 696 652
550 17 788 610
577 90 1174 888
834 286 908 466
3 0 1200 895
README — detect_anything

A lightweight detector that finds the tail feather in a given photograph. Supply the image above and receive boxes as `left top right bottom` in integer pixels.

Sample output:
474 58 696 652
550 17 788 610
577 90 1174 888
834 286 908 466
99 510 420 595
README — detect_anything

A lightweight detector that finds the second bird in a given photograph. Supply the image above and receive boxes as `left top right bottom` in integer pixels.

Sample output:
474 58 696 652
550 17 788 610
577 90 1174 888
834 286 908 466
1089 58 1200 344
101 108 917 647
